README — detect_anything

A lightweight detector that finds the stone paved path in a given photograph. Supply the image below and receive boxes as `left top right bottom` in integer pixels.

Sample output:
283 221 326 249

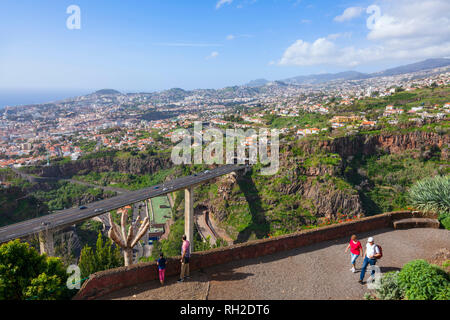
100 228 450 300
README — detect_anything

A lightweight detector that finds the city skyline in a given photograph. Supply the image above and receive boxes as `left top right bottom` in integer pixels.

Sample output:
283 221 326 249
1 0 450 93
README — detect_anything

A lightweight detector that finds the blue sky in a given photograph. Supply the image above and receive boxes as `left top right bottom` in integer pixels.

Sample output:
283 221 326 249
0 0 449 93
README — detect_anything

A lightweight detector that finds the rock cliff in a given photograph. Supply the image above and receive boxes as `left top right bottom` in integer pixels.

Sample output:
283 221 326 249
28 154 172 178
205 130 448 238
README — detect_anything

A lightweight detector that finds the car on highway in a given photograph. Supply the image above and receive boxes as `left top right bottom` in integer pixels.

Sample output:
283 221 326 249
204 170 210 174
163 187 168 192
94 209 103 213
154 186 159 190
79 206 88 210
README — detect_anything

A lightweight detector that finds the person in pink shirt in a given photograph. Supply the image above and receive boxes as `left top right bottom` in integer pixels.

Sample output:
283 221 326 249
178 235 191 282
345 234 363 273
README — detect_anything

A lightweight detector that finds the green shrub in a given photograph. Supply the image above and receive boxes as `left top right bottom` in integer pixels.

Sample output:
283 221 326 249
434 284 450 300
364 292 375 300
439 213 450 230
375 271 404 300
0 240 74 300
398 260 450 300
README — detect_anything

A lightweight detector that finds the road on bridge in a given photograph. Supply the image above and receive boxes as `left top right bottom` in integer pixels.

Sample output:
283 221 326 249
0 164 246 244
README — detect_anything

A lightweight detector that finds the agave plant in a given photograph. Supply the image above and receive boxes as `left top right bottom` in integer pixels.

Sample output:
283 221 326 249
408 175 450 215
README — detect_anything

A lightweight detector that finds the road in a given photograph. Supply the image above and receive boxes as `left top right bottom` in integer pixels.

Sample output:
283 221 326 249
195 209 217 246
0 164 246 244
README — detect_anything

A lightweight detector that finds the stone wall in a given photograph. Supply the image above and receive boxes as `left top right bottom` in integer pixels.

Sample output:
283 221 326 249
74 210 435 300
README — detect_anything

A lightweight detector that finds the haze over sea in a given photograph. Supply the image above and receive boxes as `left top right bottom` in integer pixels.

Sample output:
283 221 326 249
0 90 90 110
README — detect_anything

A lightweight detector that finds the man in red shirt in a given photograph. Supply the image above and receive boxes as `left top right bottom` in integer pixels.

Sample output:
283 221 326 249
345 234 363 273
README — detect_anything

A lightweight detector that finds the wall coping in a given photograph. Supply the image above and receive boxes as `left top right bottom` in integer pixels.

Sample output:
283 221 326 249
74 210 436 300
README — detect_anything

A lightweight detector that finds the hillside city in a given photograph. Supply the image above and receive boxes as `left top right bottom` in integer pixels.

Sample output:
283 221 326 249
1 63 449 170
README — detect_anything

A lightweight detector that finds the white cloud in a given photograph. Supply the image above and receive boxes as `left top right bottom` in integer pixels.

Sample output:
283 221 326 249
206 51 220 60
216 0 233 9
226 34 235 40
367 0 450 45
279 0 450 67
334 7 364 22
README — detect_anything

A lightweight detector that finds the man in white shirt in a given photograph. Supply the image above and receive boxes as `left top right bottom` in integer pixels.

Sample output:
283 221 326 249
358 237 380 284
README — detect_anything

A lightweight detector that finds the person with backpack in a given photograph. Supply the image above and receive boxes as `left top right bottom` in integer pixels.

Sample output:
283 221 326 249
157 252 166 286
345 235 363 273
359 237 382 284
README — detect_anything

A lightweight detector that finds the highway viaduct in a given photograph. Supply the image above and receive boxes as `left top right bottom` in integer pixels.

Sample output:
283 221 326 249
0 164 249 255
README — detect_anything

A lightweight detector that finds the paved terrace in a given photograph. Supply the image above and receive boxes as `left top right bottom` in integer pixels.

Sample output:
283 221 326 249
100 228 450 300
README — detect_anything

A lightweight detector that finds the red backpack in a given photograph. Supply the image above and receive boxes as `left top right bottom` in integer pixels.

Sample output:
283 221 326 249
375 245 383 259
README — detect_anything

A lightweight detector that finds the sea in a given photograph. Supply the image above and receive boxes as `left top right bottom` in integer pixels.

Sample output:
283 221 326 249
0 90 91 110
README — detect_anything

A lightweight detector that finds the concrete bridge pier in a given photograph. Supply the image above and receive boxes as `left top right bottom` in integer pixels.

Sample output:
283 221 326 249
185 186 194 253
39 229 55 256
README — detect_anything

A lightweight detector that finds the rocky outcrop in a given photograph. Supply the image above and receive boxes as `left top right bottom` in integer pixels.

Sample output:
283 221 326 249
207 173 238 222
28 154 172 178
204 130 446 236
295 131 449 160
300 180 363 219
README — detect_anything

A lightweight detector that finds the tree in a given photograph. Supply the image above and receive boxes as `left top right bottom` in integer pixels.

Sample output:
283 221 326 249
78 232 123 279
108 209 150 266
0 240 73 300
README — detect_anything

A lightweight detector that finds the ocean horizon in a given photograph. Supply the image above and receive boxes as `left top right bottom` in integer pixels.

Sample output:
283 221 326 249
0 90 91 110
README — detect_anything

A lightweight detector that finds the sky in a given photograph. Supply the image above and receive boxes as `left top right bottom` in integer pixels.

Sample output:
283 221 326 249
0 0 449 94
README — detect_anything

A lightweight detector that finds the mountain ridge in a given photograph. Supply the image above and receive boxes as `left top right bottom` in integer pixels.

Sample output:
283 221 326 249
246 58 450 87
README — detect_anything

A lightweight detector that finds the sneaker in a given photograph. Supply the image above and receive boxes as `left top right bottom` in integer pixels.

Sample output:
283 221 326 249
358 280 364 285
177 278 184 282
351 267 356 273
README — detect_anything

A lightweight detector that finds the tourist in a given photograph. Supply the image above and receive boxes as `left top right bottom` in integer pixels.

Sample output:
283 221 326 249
345 234 363 273
358 237 381 284
178 235 191 282
157 252 166 285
